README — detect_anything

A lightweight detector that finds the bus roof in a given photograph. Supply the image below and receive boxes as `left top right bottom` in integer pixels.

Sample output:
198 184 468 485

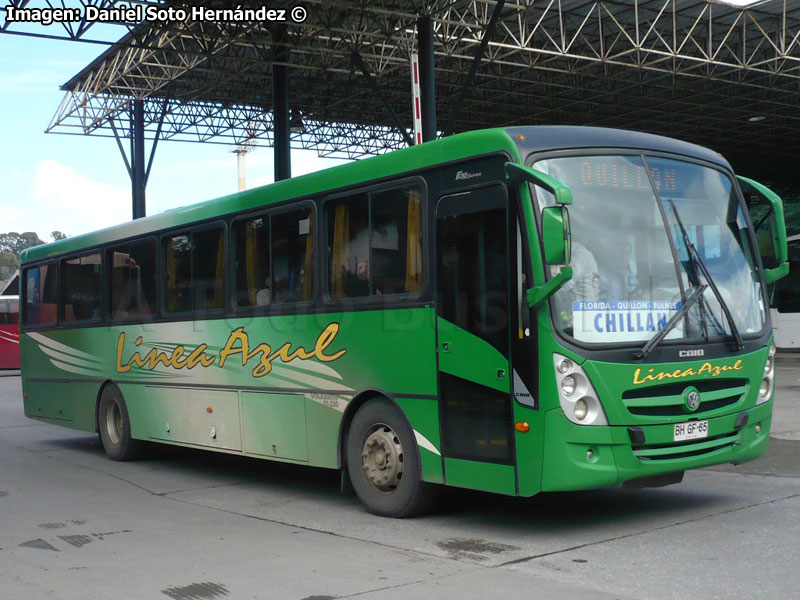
507 125 731 170
21 126 729 264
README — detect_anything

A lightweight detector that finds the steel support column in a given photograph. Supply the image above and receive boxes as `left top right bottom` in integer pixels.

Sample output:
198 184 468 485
273 29 291 181
131 99 146 219
417 16 437 143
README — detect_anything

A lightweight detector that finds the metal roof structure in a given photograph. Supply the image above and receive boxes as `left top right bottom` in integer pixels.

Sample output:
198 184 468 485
2 0 798 165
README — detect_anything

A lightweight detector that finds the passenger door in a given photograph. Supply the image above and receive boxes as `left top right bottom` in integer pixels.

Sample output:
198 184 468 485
435 184 516 495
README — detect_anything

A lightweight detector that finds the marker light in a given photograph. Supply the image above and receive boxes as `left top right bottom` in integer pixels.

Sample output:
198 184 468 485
515 421 530 433
561 375 576 396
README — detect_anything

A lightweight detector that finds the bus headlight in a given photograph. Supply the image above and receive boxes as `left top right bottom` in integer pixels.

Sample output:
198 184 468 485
553 354 608 426
756 342 776 405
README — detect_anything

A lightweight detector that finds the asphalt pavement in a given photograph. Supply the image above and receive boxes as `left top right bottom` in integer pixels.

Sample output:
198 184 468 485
0 359 798 600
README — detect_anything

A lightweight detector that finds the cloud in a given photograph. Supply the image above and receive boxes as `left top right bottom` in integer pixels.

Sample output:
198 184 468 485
2 150 348 242
2 160 130 239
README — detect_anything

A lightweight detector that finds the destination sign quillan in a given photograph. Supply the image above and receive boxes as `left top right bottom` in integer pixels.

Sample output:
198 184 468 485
579 161 678 193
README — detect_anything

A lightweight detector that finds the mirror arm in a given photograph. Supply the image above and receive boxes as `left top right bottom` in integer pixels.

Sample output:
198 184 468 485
765 262 789 285
527 266 573 308
505 162 573 205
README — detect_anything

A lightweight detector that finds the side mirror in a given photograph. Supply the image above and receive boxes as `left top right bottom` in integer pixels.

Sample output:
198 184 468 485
737 176 789 284
506 161 575 307
542 205 571 265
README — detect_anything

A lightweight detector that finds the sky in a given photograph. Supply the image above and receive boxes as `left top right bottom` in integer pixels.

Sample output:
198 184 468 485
0 33 345 243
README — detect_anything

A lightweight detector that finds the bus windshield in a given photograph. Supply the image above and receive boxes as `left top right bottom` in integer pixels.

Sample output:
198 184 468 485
532 154 765 346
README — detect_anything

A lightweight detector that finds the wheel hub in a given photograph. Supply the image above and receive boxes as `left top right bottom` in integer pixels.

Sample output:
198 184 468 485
361 425 404 492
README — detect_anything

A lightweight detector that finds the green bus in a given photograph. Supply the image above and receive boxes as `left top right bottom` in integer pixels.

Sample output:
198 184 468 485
20 126 788 517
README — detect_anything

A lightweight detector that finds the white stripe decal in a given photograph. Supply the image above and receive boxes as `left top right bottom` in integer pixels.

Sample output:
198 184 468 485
279 359 344 380
27 332 100 362
0 332 19 344
37 345 100 368
414 430 441 456
270 364 354 392
49 359 101 377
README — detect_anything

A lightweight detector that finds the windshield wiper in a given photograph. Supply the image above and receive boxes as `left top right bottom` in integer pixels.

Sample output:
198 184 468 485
668 199 744 352
634 285 707 359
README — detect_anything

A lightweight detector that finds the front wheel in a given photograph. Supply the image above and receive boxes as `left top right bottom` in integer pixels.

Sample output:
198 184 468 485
346 398 437 518
98 384 143 461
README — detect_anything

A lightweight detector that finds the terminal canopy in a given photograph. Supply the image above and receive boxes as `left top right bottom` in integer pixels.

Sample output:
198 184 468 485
2 0 798 167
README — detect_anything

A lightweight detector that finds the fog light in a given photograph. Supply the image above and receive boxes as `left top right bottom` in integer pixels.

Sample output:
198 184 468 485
759 378 770 398
558 359 572 374
586 449 594 461
561 375 576 396
574 398 588 420
755 424 762 434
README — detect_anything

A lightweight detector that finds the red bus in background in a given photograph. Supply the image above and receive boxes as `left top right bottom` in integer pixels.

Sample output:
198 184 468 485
0 296 20 369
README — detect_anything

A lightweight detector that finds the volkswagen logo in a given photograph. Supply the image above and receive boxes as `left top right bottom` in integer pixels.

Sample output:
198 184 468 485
685 388 701 412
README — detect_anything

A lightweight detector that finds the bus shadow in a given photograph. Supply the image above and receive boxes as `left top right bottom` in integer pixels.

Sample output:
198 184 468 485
42 434 343 499
432 485 726 533
45 435 727 530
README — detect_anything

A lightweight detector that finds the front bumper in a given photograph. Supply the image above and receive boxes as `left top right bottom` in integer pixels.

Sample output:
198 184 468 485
540 401 772 492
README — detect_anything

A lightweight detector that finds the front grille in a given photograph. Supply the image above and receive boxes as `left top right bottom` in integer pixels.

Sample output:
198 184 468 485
622 379 747 418
633 432 739 461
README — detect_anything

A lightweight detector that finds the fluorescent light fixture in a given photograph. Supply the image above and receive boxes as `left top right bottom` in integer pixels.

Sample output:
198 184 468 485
748 116 767 122
713 0 767 6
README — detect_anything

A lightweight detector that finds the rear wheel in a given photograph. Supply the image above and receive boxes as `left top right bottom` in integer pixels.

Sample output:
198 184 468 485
346 398 436 517
98 384 143 461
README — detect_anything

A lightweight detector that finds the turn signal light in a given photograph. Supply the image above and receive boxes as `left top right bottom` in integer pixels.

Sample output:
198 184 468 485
515 421 530 433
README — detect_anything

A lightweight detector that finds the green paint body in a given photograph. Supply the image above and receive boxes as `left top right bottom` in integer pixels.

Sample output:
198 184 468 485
20 127 776 501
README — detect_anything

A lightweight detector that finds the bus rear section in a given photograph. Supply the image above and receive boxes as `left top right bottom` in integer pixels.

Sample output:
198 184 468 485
0 296 20 369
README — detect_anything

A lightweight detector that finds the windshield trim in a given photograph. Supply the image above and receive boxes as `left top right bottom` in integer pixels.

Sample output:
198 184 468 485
525 147 770 351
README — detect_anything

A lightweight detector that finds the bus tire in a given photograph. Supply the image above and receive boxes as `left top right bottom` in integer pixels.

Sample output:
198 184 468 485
346 398 436 518
98 384 143 461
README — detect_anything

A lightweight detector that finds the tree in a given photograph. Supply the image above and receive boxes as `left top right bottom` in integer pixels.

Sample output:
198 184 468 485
0 232 45 257
51 231 68 241
0 232 45 282
0 251 16 282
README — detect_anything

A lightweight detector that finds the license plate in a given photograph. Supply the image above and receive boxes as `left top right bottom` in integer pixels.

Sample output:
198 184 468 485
674 420 709 442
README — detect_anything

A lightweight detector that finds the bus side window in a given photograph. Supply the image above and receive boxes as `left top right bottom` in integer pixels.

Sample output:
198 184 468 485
164 227 225 314
24 263 57 326
193 228 225 311
108 241 157 319
233 216 270 307
327 184 423 299
0 299 15 325
62 253 102 322
272 209 314 303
